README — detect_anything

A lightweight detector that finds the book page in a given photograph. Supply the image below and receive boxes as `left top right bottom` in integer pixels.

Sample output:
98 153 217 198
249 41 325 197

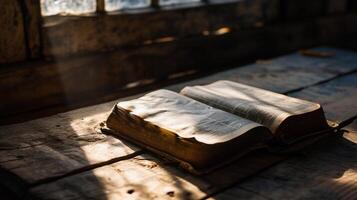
181 81 321 133
117 90 263 144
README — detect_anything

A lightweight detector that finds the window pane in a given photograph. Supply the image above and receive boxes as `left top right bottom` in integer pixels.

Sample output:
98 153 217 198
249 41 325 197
41 0 96 16
105 0 151 11
160 0 200 6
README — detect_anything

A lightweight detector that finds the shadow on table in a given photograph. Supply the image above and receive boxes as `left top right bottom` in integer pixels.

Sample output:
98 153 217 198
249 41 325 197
210 131 357 199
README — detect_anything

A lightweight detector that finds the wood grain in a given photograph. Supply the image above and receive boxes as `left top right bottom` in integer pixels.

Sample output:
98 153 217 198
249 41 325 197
210 132 357 200
30 154 211 200
29 150 284 200
0 101 141 185
167 47 357 93
1 47 357 200
290 72 357 130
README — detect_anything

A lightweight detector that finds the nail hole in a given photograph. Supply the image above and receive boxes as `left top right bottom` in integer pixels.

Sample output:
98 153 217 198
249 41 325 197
127 189 135 194
166 191 175 197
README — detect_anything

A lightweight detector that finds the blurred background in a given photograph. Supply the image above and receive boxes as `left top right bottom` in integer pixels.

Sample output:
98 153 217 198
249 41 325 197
1 0 356 124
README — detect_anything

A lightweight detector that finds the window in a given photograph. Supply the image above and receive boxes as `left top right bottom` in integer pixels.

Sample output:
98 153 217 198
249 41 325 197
41 0 204 16
105 0 151 11
39 0 249 58
41 0 97 16
159 0 200 6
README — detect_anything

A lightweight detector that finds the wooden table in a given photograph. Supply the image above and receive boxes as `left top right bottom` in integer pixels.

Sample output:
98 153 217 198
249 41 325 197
1 47 356 200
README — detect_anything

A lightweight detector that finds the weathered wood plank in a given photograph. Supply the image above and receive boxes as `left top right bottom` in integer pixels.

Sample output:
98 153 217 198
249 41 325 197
207 187 268 200
168 47 357 93
290 72 357 129
26 47 357 200
0 101 141 185
30 154 212 200
211 132 357 200
0 0 27 64
28 150 283 200
2 47 357 199
2 49 356 186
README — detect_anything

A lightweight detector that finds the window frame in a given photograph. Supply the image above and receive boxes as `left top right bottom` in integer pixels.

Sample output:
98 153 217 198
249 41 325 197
40 0 273 58
40 0 212 16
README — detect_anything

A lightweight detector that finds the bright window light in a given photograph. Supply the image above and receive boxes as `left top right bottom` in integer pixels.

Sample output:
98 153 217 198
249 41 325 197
41 0 96 16
105 0 151 11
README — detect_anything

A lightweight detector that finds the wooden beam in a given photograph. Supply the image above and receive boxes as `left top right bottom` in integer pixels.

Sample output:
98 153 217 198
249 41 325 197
96 0 105 14
23 0 43 59
41 0 276 58
0 0 27 64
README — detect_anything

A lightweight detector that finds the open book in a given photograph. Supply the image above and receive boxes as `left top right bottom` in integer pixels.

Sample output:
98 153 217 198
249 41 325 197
105 80 330 172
